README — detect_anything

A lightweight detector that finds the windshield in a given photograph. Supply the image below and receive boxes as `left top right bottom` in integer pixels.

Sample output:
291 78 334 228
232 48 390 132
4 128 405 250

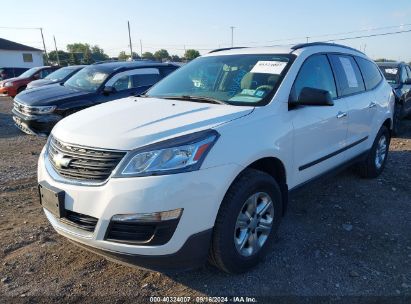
64 66 109 92
45 67 77 81
378 66 398 84
146 54 292 106
18 67 41 78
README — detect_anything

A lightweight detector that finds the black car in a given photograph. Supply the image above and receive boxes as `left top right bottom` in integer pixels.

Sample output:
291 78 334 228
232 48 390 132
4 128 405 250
26 65 86 89
12 61 179 136
377 61 411 134
0 67 29 80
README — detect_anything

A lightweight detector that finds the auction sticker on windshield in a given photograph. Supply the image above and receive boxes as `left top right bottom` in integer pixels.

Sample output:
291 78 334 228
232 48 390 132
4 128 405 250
250 61 287 74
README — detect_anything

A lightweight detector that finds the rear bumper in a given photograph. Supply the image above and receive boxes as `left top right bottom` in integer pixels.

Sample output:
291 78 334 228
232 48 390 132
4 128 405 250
69 228 213 272
12 108 62 136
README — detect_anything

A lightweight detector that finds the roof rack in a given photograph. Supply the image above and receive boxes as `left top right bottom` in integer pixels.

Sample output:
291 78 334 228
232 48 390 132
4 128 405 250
291 42 365 55
209 47 247 53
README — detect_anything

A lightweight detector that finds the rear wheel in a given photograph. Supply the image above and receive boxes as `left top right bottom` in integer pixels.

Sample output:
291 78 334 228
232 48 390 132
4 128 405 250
209 168 282 273
357 125 390 178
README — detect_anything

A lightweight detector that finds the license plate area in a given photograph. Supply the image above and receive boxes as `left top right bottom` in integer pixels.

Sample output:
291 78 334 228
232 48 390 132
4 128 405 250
39 182 65 218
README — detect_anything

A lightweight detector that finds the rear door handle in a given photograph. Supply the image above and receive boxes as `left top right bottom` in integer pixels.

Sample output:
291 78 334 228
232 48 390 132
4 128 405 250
336 111 347 119
368 102 377 108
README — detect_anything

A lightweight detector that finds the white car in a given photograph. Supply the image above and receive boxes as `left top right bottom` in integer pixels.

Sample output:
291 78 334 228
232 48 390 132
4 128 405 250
38 43 394 273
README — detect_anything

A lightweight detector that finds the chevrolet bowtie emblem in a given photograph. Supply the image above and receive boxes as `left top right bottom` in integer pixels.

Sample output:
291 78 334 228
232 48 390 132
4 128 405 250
53 153 72 169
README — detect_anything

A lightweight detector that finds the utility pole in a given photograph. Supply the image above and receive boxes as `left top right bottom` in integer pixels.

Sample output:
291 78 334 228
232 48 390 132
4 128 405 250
40 28 48 64
127 21 133 59
53 36 60 66
306 36 309 43
140 39 143 57
230 26 235 47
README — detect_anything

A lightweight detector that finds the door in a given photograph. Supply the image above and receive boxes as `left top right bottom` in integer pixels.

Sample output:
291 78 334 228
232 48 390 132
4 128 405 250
328 54 372 158
290 54 348 185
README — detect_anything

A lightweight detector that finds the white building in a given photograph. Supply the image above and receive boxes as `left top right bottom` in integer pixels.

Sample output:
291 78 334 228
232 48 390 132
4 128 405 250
0 38 44 68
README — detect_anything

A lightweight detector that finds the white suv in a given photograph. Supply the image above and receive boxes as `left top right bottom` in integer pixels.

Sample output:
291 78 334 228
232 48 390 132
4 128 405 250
38 43 394 273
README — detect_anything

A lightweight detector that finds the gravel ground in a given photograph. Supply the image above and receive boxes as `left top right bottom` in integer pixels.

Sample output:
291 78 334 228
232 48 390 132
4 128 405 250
0 96 411 303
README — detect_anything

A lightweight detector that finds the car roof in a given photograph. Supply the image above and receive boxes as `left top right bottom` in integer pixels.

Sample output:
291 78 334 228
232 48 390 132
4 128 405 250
91 60 178 70
205 42 365 57
376 61 406 67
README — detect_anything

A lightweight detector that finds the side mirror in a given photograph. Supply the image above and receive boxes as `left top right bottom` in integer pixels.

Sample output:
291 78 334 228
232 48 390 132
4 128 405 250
32 74 40 80
290 87 334 106
103 86 116 95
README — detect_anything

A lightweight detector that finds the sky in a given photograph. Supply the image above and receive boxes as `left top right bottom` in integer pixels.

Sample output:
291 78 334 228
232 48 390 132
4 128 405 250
1 0 411 61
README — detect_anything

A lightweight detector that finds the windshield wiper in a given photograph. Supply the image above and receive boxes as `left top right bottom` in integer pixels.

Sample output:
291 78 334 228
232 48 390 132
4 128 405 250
161 95 228 105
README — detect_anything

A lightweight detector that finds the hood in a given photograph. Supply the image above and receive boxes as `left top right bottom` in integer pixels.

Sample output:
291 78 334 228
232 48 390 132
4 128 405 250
14 84 92 106
2 77 20 84
27 79 57 89
53 97 254 150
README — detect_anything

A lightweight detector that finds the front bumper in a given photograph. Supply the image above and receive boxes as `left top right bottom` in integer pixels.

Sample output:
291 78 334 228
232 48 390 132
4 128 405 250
12 108 62 136
38 147 241 270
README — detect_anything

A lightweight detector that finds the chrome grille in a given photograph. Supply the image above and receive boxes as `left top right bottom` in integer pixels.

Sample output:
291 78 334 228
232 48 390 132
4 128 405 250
48 136 126 182
13 100 32 116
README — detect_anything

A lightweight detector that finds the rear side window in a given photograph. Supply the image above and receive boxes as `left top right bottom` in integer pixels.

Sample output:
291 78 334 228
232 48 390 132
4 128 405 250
355 57 383 90
329 54 365 97
291 54 337 100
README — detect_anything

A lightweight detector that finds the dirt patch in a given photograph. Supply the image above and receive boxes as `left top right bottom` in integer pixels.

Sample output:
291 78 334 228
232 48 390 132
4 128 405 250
1 97 411 303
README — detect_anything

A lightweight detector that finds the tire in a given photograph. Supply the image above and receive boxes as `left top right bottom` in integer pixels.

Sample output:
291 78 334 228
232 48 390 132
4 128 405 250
357 125 390 178
209 168 282 273
392 102 404 136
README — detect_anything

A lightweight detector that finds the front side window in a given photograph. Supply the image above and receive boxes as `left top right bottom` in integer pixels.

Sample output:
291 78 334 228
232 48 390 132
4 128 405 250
40 69 53 79
291 54 337 101
147 54 293 106
107 68 161 92
356 57 382 90
378 65 399 84
329 54 365 96
65 66 109 92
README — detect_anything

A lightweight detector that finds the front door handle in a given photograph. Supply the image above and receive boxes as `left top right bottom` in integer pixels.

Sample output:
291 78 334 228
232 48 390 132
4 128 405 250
336 111 347 119
368 102 377 108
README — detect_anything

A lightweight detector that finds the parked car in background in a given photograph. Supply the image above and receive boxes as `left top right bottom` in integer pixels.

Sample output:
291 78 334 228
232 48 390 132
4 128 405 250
377 61 411 134
13 61 179 136
0 67 29 81
27 65 86 89
37 43 394 273
0 66 60 97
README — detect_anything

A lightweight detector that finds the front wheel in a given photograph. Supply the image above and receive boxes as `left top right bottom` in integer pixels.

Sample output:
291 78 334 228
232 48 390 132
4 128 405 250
357 125 390 178
209 168 282 273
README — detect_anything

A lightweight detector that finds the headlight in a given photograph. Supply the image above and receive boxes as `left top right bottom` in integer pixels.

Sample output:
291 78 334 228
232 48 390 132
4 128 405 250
115 129 219 177
4 82 13 87
15 104 56 115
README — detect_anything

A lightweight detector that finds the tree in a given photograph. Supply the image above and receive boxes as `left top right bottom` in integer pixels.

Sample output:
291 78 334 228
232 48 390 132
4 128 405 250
91 45 109 61
48 50 70 66
68 52 79 65
184 49 200 61
82 48 94 64
142 52 155 60
131 52 140 60
170 55 182 62
118 51 130 61
154 49 170 61
67 43 90 54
